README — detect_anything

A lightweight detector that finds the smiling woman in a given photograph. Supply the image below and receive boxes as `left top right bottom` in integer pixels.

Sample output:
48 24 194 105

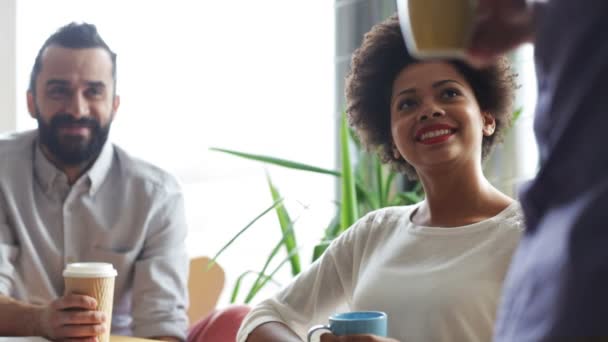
347 32 516 179
237 14 524 342
389 63 499 179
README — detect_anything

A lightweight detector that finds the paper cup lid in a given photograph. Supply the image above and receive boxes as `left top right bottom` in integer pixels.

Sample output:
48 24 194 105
63 262 117 278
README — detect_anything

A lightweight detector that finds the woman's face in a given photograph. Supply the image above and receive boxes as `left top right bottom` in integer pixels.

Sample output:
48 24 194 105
390 62 495 175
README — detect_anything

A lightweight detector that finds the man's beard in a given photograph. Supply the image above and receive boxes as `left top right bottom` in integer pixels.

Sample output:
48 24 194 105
36 110 111 166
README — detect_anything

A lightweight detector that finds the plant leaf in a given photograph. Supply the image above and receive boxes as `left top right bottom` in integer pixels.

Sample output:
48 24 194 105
312 242 330 261
231 270 280 304
243 213 302 303
266 174 301 276
355 182 379 210
383 169 398 206
339 111 359 232
210 198 284 266
397 191 423 205
374 155 385 208
210 147 340 177
512 107 523 124
245 246 303 303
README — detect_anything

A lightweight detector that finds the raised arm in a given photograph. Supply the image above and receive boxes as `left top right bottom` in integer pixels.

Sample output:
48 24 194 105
466 0 547 66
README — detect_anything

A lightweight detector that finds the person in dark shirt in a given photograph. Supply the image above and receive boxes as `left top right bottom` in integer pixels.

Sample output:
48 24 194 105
445 0 608 340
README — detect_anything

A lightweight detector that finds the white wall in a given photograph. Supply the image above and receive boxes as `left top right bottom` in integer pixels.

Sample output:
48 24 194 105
0 0 17 133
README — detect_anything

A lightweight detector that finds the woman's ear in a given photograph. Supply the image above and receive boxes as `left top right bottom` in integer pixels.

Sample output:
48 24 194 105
482 112 496 136
392 142 401 159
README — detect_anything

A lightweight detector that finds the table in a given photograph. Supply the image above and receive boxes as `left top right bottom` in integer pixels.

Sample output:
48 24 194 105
112 336 160 342
0 336 158 341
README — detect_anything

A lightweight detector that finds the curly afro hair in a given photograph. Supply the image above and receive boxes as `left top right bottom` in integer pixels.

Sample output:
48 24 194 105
345 14 517 179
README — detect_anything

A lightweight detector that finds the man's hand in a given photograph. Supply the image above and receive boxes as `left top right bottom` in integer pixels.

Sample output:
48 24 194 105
320 333 400 342
37 294 106 341
466 0 538 67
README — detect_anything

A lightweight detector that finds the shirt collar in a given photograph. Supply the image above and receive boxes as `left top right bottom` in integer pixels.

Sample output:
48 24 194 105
33 138 114 196
87 139 114 195
34 141 65 196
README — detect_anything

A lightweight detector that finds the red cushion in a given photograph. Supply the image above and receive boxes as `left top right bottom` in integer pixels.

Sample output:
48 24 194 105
187 304 251 342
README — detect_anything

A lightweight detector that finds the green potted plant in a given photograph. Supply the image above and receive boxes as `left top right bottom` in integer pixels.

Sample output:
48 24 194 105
210 111 423 304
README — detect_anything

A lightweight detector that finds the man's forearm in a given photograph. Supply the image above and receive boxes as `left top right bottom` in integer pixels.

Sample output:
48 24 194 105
0 295 44 336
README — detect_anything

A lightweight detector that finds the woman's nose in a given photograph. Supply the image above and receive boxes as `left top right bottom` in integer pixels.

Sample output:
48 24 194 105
418 105 445 122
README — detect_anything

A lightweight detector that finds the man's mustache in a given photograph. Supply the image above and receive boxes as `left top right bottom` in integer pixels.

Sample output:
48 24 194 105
50 114 100 129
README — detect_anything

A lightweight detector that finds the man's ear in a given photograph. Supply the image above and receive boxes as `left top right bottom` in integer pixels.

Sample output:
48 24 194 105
112 94 121 118
27 91 37 119
482 112 496 136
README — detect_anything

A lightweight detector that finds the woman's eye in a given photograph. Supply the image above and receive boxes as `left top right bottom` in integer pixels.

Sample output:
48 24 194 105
398 98 418 111
441 88 460 98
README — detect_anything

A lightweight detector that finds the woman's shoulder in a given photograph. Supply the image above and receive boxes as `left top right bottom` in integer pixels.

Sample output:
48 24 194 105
327 204 418 254
492 200 526 232
342 204 418 238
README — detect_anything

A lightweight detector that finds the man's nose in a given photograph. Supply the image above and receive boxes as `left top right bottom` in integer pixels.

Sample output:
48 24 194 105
66 93 90 118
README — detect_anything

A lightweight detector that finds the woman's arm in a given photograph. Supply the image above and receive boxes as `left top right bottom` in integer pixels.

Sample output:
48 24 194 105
237 215 374 342
246 321 302 342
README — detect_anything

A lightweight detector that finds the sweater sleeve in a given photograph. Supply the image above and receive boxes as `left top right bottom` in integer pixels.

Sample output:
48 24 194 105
236 214 375 341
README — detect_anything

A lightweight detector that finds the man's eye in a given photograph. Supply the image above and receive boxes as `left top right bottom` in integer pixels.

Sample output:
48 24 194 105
86 87 103 96
48 87 70 97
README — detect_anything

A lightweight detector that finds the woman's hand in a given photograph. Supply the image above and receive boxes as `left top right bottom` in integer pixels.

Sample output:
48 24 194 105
320 333 400 342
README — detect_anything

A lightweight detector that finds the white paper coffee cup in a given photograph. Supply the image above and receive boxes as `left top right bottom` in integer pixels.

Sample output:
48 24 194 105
63 262 117 342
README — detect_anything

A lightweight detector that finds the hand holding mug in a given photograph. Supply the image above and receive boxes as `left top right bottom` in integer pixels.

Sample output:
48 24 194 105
467 0 537 66
308 311 393 342
319 334 399 342
397 0 538 66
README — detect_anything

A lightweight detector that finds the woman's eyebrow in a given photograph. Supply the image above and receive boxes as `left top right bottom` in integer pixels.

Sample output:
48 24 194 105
432 79 463 88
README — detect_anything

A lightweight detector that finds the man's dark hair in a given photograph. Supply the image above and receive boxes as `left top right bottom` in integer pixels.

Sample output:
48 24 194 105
29 22 117 95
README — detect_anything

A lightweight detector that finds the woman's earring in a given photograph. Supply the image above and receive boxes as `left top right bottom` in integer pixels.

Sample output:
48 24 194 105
483 126 495 136
482 113 496 136
392 144 401 159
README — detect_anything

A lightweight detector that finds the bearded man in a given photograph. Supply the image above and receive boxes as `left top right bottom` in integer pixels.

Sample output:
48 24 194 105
0 22 188 342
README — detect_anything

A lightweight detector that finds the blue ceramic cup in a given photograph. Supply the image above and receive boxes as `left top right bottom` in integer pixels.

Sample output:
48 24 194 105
307 311 387 341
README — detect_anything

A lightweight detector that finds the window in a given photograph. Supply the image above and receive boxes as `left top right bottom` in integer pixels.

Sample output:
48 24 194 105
16 0 336 304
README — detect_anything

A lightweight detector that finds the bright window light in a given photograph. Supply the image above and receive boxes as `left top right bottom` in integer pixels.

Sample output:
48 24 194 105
17 0 336 305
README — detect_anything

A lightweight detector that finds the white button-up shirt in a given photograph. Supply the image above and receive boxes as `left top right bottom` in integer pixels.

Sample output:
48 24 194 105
0 130 189 340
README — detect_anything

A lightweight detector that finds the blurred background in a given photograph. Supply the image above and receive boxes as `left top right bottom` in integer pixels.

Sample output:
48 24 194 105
0 0 538 307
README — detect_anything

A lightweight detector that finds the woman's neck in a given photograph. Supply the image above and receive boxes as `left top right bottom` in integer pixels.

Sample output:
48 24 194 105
413 161 513 227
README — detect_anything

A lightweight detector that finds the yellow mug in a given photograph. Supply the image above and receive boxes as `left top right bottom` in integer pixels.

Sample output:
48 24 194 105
397 0 477 59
